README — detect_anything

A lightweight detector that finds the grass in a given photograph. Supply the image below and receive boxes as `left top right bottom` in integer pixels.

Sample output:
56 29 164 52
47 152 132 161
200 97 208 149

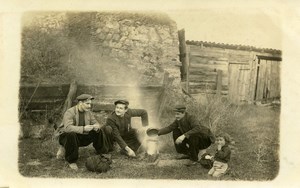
18 103 280 180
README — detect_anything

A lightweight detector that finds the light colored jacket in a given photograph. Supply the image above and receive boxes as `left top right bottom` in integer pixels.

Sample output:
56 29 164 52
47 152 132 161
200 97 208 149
56 106 99 135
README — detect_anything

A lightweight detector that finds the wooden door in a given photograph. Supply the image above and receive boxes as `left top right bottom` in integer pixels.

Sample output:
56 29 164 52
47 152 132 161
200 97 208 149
254 58 281 102
228 63 251 104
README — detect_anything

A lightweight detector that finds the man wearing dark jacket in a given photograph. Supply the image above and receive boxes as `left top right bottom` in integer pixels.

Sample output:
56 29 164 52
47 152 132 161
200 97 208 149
106 99 148 157
158 104 215 165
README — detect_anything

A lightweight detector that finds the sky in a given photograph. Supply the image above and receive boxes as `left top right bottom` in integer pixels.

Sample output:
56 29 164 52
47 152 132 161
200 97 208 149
166 8 282 50
0 0 285 51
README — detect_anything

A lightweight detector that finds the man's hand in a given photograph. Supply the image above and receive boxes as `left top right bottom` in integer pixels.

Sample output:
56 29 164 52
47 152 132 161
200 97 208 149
93 124 101 132
84 125 94 132
125 146 136 157
175 134 186 144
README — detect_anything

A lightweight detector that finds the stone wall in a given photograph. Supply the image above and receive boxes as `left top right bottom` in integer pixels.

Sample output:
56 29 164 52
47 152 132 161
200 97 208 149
22 12 181 90
89 12 181 88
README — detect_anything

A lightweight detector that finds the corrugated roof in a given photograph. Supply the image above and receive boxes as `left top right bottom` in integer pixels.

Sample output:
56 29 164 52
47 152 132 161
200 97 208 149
186 40 281 55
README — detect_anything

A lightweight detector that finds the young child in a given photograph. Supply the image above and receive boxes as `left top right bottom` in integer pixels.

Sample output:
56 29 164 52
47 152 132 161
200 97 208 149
208 132 231 177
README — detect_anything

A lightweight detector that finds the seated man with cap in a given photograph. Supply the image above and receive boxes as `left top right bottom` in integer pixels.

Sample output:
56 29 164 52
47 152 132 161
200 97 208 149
56 94 113 170
157 104 215 166
106 99 148 157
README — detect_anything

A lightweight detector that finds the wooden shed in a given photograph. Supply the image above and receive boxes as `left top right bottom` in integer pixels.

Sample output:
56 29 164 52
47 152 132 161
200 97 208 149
181 40 281 104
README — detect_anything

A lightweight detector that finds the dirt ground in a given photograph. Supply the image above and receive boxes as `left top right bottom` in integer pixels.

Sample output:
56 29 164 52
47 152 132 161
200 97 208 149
18 104 280 180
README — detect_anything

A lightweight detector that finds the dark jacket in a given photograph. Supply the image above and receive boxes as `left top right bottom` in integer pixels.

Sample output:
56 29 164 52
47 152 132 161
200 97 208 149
214 144 231 163
158 112 215 141
106 109 148 149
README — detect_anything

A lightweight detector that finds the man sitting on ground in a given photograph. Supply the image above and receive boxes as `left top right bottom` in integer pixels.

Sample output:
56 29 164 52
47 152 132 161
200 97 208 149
157 104 215 166
106 99 148 157
56 94 113 170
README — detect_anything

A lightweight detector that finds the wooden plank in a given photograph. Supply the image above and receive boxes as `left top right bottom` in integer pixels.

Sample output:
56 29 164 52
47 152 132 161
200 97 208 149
189 69 218 75
189 45 227 54
229 61 250 65
228 64 233 102
238 68 250 102
190 57 228 65
257 59 267 100
189 89 228 95
276 61 281 98
257 55 282 61
228 53 251 60
189 82 216 90
216 70 222 96
266 60 272 99
77 85 162 97
226 49 252 56
186 45 190 92
23 100 65 110
248 54 257 102
189 74 217 82
269 61 277 98
189 63 227 72
263 60 269 100
271 60 281 98
228 64 234 103
256 60 263 101
233 65 239 103
189 50 227 58
19 84 70 98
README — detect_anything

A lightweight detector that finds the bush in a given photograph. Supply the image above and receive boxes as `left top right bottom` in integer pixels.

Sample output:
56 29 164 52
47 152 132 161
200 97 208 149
159 89 238 134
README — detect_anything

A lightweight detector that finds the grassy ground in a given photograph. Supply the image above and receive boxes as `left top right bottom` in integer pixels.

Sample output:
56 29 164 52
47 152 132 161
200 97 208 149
18 104 280 180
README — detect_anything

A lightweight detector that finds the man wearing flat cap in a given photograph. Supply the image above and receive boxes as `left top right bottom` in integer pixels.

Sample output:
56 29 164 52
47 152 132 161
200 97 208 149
56 94 113 170
106 99 148 157
157 104 215 166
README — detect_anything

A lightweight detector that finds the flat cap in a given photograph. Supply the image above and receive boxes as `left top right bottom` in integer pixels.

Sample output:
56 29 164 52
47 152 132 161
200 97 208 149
173 104 186 112
114 99 129 106
76 94 94 101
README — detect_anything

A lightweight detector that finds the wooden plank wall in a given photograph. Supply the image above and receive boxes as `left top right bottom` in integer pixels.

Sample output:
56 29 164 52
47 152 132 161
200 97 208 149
188 45 252 98
19 84 70 110
187 44 281 104
19 84 163 118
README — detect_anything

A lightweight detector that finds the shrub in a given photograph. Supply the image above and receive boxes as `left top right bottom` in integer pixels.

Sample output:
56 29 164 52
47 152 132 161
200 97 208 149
159 88 238 135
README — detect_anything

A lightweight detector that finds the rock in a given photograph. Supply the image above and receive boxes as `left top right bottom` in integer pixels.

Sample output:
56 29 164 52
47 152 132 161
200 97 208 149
106 33 113 40
27 160 42 166
147 28 161 42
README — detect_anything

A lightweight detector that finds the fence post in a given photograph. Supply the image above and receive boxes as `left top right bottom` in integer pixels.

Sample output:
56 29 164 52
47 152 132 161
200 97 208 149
178 29 187 81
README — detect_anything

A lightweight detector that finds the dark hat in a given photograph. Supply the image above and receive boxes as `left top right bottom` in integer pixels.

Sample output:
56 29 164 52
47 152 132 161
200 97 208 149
114 99 129 106
173 104 186 112
76 94 94 101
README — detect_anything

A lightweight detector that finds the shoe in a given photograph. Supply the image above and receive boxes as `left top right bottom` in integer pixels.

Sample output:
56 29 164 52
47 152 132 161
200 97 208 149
69 163 78 170
120 149 128 156
185 161 198 167
56 145 65 160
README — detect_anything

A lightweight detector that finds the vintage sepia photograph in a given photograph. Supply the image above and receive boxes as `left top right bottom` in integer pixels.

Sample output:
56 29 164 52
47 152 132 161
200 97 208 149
1 0 300 187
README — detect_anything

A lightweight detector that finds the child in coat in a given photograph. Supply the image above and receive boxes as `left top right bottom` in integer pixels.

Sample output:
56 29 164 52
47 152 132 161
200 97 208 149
208 132 231 177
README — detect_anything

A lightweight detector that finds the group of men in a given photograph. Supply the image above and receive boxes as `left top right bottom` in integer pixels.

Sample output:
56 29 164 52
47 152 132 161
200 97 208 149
56 94 215 170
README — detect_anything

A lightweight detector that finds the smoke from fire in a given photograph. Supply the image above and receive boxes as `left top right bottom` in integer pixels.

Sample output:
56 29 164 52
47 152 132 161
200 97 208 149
68 46 166 155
